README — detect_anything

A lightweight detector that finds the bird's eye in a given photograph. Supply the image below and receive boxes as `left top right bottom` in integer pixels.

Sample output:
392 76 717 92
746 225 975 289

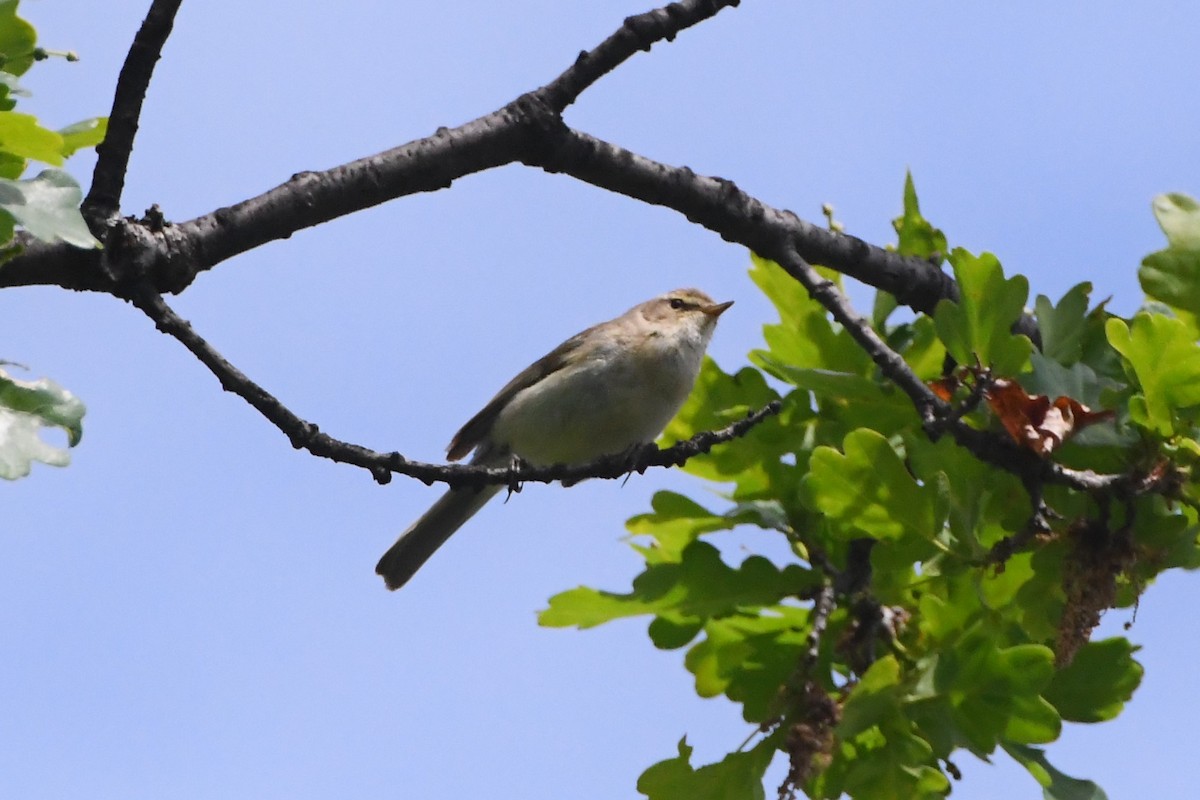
669 298 686 310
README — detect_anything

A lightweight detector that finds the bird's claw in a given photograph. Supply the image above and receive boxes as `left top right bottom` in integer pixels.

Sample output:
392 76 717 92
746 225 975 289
504 453 527 502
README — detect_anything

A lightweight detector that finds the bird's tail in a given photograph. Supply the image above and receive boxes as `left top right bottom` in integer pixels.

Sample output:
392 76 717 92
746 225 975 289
375 484 502 590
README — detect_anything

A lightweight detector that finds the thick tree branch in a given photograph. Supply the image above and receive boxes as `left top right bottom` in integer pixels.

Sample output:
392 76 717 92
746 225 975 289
172 108 532 287
127 286 779 486
536 130 960 316
0 235 107 291
0 0 957 329
82 0 182 227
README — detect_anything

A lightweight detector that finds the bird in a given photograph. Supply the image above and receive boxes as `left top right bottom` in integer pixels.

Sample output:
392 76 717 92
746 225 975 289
375 287 733 590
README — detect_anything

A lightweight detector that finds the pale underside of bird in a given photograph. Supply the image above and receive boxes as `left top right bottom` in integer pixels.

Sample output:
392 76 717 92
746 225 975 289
375 287 732 590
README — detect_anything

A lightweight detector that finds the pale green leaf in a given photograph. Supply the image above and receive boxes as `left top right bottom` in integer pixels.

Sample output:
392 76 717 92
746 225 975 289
0 0 37 77
539 541 813 629
892 171 947 261
0 168 99 248
1151 192 1200 250
1106 313 1200 436
933 249 1033 375
801 428 936 548
57 117 108 158
0 110 64 165
1003 743 1109 800
638 735 775 800
0 365 85 479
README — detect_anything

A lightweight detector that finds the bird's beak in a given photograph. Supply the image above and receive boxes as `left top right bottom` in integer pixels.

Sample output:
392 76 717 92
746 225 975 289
701 300 734 318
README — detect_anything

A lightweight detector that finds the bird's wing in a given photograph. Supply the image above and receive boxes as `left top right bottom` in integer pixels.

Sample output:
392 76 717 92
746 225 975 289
445 326 594 461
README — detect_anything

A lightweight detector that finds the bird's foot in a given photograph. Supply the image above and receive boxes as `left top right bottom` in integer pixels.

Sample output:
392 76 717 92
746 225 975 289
620 442 658 486
504 453 527 502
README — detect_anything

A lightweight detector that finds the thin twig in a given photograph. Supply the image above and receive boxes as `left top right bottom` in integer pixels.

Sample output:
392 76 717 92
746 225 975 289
771 245 947 426
804 585 836 669
82 0 183 227
127 286 779 487
762 246 1142 503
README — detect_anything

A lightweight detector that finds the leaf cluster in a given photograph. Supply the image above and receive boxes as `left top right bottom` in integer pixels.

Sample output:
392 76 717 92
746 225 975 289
0 0 105 254
0 1 104 478
542 175 1200 799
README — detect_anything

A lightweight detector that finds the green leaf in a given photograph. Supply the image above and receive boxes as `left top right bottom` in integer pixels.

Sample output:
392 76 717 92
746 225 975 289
0 365 86 479
0 168 99 248
660 357 784 485
906 434 1027 560
896 316 948 380
1128 497 1200 572
934 634 1060 753
0 147 23 179
1106 313 1200 437
683 609 810 721
802 428 937 551
1003 742 1109 800
933 249 1033 375
1151 192 1200 250
839 737 950 800
0 110 64 165
1043 638 1142 723
57 117 108 158
1140 248 1200 324
0 71 24 111
1140 194 1200 334
1142 262 1200 340
754 361 894 403
749 252 872 375
626 493 792 567
648 614 705 650
538 541 813 629
1034 283 1091 365
1078 301 1126 383
873 288 900 331
753 355 919 444
891 171 947 261
0 0 37 77
626 490 749 564
637 735 776 800
838 656 904 738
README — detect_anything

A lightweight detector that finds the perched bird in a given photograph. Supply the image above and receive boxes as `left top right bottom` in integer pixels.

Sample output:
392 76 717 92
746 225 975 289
376 287 733 590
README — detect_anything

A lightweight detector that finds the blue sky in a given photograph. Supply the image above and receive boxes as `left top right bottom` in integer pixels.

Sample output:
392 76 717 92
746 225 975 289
3 2 1199 798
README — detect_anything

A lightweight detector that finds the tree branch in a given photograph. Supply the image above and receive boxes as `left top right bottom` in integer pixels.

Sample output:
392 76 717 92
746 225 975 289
0 0 1167 562
0 0 958 329
764 244 1145 505
127 286 780 487
538 0 741 112
82 0 183 227
537 129 960 316
171 107 531 289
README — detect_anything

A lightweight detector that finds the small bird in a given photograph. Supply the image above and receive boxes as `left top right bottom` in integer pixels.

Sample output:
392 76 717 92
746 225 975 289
376 287 733 590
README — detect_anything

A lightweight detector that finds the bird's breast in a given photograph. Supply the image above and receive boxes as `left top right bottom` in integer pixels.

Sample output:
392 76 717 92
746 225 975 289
488 335 705 465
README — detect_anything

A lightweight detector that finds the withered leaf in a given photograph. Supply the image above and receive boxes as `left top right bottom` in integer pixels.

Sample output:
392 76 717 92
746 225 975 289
985 379 1114 455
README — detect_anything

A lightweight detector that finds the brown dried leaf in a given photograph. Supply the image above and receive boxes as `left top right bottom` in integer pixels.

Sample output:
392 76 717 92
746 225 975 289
985 379 1114 455
929 376 958 402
